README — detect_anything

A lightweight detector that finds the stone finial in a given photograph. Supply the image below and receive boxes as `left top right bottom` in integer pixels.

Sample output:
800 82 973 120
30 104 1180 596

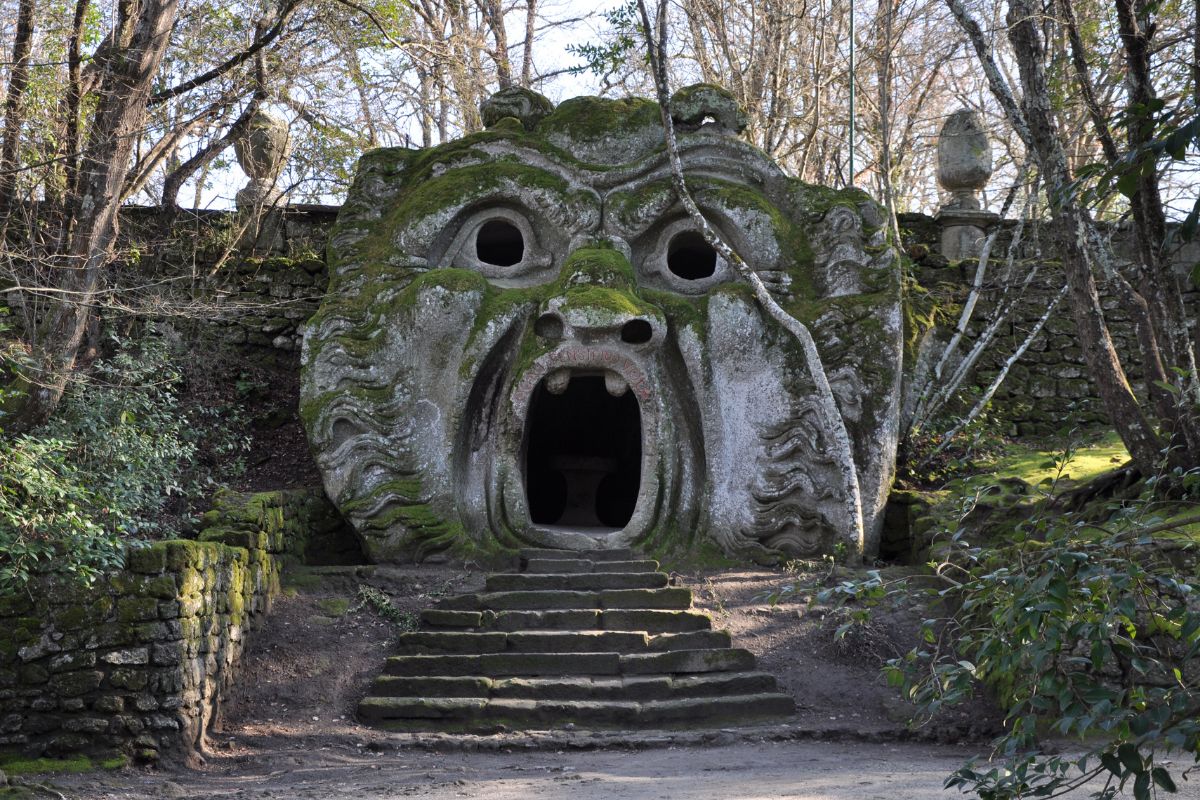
935 109 996 260
235 110 291 210
669 83 748 134
481 87 555 131
937 109 992 211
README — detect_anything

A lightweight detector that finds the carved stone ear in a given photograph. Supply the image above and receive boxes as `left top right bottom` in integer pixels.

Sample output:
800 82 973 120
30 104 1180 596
669 83 749 134
480 87 555 131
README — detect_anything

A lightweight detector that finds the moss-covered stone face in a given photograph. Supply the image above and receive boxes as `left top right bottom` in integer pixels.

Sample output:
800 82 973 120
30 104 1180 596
301 86 903 563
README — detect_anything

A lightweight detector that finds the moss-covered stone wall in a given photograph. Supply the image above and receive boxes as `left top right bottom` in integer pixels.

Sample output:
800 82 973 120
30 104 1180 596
0 487 356 764
901 212 1200 435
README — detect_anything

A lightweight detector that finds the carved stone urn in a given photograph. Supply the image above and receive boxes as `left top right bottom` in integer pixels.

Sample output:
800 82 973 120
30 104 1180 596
936 108 997 259
234 110 291 210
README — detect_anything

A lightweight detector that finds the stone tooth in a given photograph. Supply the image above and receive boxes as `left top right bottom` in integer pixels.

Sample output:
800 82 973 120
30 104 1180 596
604 370 629 397
546 368 571 395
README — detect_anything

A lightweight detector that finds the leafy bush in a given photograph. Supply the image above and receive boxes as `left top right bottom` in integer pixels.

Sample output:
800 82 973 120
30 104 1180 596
0 434 124 591
792 475 1200 799
40 331 247 535
0 327 249 593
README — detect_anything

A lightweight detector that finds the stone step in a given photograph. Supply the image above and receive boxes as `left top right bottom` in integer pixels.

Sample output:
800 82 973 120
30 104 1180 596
382 647 756 677
358 547 794 734
524 558 660 574
484 572 669 592
435 587 692 612
393 629 732 656
420 608 714 633
369 671 781 702
357 692 796 732
519 548 635 563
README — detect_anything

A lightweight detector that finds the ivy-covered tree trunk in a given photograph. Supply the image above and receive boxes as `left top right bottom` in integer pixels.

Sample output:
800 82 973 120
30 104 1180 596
7 0 180 433
0 0 37 235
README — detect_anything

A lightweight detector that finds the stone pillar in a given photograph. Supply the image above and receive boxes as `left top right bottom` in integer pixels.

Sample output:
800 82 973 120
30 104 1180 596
935 109 996 260
234 110 291 211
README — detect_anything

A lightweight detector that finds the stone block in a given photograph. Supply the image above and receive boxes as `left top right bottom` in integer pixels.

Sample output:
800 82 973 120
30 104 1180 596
102 648 150 665
108 667 149 691
93 694 125 713
117 597 161 623
127 546 168 574
49 668 103 696
50 651 96 672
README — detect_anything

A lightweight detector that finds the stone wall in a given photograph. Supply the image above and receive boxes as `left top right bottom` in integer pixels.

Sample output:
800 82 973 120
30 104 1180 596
901 212 1200 435
0 487 357 763
87 206 1199 438
115 205 338 358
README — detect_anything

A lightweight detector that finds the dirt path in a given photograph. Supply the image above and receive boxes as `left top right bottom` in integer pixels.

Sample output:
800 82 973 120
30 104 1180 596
52 737 1200 799
47 739 1002 799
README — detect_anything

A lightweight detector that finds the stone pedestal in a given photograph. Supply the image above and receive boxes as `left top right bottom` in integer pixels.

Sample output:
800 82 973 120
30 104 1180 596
937 208 998 261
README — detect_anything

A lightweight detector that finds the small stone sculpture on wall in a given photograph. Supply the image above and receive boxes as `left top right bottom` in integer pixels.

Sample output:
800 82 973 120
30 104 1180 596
936 108 996 260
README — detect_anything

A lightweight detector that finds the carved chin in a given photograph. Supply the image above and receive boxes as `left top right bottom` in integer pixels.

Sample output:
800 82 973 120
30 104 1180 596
497 345 668 550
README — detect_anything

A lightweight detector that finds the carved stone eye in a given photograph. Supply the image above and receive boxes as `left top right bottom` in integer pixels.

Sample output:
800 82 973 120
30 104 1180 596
666 230 717 280
442 209 555 284
476 219 524 267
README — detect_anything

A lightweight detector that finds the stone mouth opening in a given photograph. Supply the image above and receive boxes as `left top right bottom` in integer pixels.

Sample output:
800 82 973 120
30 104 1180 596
524 372 642 530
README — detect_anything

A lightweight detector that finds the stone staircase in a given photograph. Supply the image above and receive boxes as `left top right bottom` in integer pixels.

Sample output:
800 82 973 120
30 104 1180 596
357 548 796 733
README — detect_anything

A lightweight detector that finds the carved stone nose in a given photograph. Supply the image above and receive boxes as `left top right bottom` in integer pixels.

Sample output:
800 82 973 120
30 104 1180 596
534 312 564 340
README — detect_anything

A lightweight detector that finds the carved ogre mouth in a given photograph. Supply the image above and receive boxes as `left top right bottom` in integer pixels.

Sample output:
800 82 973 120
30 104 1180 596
524 371 642 531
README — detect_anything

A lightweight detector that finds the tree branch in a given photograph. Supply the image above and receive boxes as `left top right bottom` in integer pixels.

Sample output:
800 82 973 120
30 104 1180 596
634 0 866 553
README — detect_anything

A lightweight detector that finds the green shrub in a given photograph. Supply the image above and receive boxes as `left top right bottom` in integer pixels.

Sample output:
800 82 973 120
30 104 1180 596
785 464 1200 799
40 331 247 536
0 434 124 591
0 327 249 593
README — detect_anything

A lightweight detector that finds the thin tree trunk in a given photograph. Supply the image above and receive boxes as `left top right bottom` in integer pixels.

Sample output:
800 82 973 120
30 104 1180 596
9 0 181 432
521 0 537 86
1112 0 1200 459
1004 0 1163 473
926 285 1069 463
479 0 512 88
0 0 38 235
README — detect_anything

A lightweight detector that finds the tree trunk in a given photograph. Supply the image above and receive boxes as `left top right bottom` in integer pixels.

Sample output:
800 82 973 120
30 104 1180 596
1112 0 1200 461
7 0 180 433
0 0 38 234
1005 0 1165 474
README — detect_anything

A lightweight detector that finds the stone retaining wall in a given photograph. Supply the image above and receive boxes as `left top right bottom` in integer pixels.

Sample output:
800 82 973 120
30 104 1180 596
0 487 356 763
902 213 1200 434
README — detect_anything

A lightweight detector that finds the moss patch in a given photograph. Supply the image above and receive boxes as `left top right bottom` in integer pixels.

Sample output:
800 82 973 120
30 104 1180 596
317 598 350 616
982 431 1129 488
536 96 661 144
0 754 126 775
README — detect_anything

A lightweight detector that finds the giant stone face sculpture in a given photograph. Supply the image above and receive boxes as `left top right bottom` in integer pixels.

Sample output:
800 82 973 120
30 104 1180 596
301 85 903 564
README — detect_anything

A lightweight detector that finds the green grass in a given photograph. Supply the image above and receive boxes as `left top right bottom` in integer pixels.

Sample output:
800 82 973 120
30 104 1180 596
981 431 1129 488
0 754 127 775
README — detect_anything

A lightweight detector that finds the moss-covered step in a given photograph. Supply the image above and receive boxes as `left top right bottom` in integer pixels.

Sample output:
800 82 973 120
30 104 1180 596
394 629 730 656
436 587 693 611
356 547 795 732
518 548 636 563
419 608 716 633
524 558 660 574
357 693 796 733
370 671 780 702
484 572 669 591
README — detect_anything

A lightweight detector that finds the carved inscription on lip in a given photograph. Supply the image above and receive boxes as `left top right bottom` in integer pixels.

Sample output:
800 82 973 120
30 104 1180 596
512 346 653 407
